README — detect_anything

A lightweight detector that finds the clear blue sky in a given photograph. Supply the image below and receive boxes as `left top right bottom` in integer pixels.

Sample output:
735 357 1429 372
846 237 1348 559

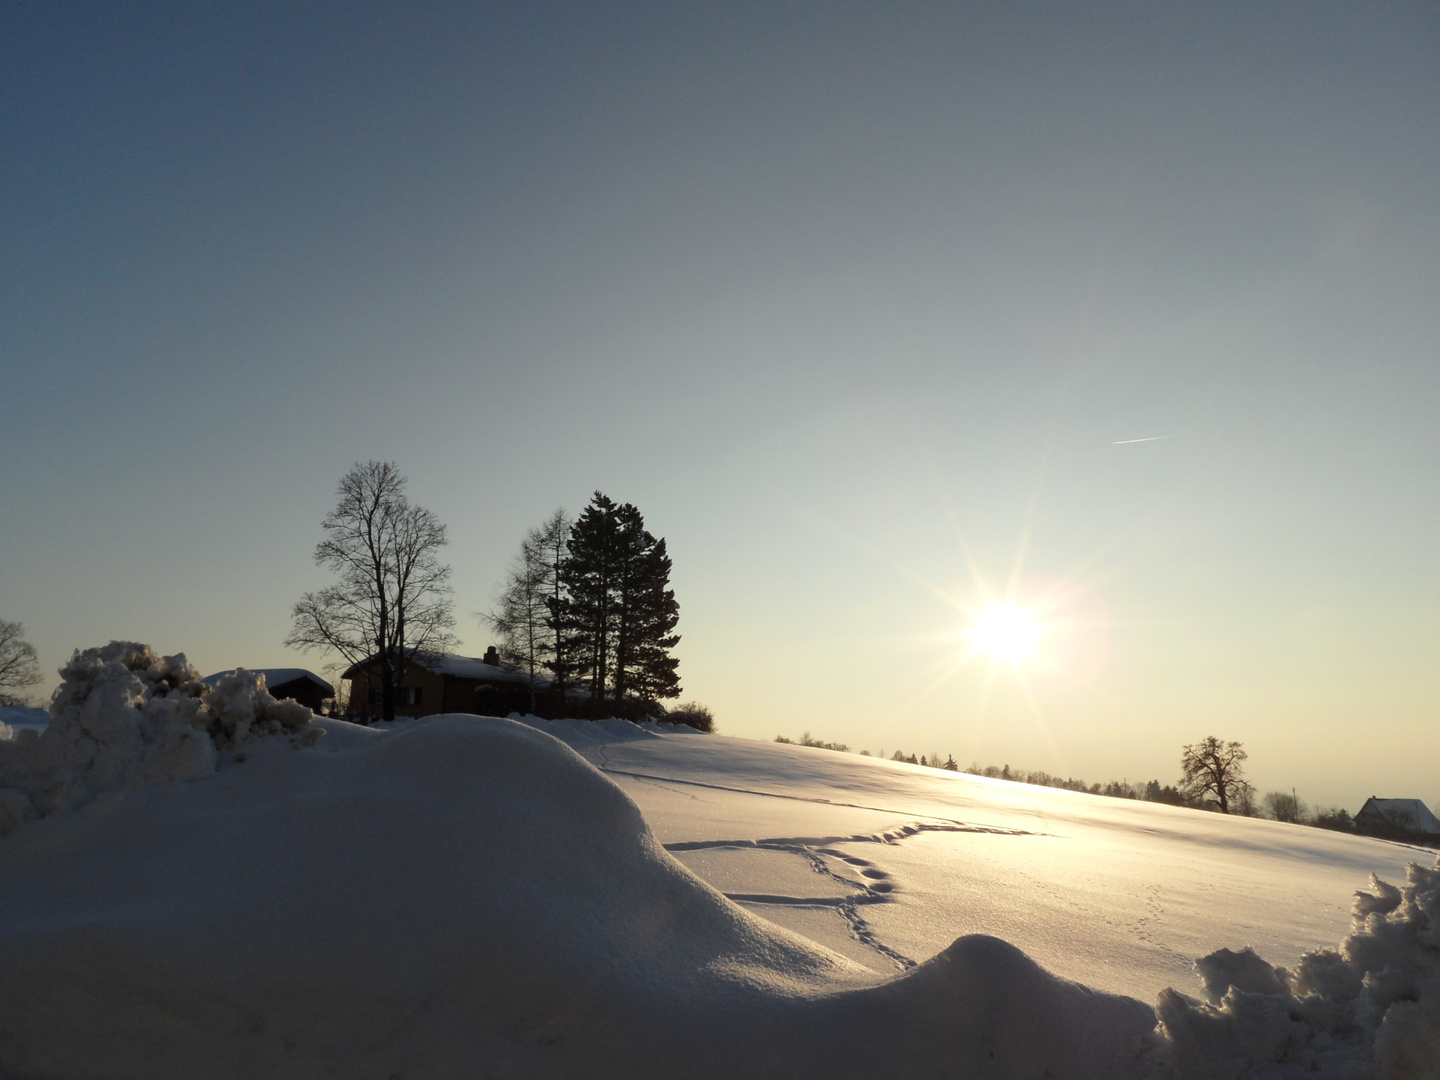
3 2 1437 811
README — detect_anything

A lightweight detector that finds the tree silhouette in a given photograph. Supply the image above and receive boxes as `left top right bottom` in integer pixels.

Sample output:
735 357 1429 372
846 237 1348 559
484 509 570 712
0 621 42 707
1179 736 1252 814
286 461 456 722
556 493 681 706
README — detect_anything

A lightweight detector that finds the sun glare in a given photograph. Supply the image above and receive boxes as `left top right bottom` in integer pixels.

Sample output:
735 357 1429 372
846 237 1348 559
965 603 1043 665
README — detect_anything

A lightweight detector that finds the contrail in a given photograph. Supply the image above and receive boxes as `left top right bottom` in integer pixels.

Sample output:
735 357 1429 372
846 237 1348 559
1111 436 1174 445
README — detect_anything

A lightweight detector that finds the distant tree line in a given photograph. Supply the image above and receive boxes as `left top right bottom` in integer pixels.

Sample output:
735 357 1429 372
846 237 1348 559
775 732 852 753
892 750 960 771
776 730 1369 836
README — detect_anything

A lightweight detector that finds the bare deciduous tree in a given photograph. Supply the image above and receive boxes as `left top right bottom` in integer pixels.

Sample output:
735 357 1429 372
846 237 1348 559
0 620 42 707
483 509 570 713
1180 736 1253 814
286 461 457 722
1263 790 1308 824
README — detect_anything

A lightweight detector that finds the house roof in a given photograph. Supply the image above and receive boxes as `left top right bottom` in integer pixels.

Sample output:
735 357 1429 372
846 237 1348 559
0 705 50 731
341 651 544 687
1357 797 1440 835
202 669 336 697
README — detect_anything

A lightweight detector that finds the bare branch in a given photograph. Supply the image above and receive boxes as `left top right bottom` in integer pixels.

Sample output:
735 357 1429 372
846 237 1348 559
286 462 456 722
0 620 42 707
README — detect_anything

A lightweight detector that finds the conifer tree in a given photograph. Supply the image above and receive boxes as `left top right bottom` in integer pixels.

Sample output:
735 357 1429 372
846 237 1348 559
557 492 681 706
557 494 627 700
617 532 681 702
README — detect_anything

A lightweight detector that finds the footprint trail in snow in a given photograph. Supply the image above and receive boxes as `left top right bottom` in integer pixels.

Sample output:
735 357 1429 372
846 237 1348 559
591 739 1047 972
669 824 1038 971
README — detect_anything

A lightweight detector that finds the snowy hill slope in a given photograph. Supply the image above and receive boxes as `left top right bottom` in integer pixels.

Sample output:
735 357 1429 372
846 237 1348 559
533 720 1427 1002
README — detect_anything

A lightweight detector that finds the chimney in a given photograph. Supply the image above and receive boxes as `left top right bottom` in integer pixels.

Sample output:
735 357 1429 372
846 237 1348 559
483 645 500 666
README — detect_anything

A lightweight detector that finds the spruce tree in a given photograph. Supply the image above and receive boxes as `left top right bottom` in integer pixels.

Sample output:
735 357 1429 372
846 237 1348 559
557 493 626 700
617 532 681 703
557 492 681 707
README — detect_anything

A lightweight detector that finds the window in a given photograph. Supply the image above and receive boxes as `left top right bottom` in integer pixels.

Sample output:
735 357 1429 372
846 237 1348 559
369 686 422 706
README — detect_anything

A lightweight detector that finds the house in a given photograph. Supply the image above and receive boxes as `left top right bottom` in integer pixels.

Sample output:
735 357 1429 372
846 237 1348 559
202 669 336 713
1355 797 1440 841
0 705 50 734
341 647 544 720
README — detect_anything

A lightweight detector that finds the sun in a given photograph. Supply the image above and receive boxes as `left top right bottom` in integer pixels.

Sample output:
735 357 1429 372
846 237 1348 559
965 603 1043 666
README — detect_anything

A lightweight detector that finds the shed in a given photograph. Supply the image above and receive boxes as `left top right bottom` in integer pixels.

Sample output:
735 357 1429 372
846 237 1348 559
202 668 336 713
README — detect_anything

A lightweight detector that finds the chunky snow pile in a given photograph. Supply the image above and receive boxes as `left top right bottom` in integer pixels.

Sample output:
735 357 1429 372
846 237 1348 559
0 641 314 835
0 713 1155 1080
1153 860 1440 1079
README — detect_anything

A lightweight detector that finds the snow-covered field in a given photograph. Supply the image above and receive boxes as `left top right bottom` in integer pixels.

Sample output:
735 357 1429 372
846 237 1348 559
557 720 1425 1000
2 649 1437 1078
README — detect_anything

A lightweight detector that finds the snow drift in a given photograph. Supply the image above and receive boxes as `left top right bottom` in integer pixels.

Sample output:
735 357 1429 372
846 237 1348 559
1 711 1153 1079
0 641 314 835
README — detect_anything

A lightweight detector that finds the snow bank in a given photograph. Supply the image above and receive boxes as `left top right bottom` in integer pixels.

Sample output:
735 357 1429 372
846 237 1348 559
1152 859 1440 1078
0 712 1153 1079
0 641 315 835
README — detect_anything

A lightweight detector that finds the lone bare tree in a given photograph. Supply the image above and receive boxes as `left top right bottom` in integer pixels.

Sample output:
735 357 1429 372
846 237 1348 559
286 461 457 722
0 620 42 707
1263 789 1308 824
483 509 570 713
1180 736 1253 814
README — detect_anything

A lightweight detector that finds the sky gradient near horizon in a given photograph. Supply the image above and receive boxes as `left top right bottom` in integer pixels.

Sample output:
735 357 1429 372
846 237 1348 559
3 2 1438 812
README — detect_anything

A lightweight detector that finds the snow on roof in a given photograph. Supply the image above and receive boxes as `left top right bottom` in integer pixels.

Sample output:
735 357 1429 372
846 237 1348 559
0 705 49 731
1358 797 1440 834
341 651 543 686
202 668 335 696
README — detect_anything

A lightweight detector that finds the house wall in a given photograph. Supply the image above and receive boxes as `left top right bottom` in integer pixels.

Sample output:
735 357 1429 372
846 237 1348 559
344 666 536 720
346 666 449 719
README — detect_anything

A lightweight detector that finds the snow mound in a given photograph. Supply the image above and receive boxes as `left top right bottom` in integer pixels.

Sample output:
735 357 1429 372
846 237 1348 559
0 713 1153 1079
0 641 315 835
509 712 665 747
1152 858 1440 1079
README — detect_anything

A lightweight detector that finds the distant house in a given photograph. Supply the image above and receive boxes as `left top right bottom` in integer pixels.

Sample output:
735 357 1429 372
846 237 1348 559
1355 797 1440 842
0 705 49 734
202 669 336 713
341 647 543 720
